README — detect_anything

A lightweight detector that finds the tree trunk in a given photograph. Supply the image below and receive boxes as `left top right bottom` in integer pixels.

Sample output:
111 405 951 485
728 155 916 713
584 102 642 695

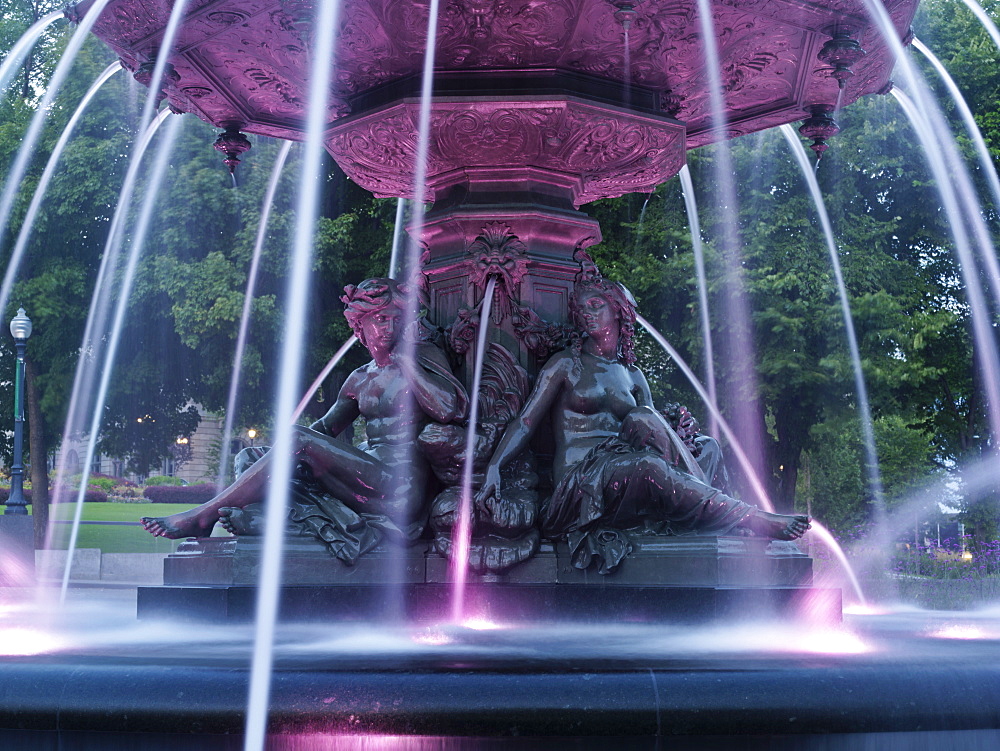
25 359 49 549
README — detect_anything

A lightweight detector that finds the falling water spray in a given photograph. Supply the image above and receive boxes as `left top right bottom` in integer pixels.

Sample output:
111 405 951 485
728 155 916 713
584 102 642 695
217 140 294 492
0 0 114 247
0 61 123 319
243 2 342 748
385 0 443 619
636 315 773 511
450 276 497 622
58 109 180 599
0 9 65 96
693 0 768 486
780 123 890 585
860 0 1000 446
678 165 718 438
912 38 1000 221
959 0 1000 51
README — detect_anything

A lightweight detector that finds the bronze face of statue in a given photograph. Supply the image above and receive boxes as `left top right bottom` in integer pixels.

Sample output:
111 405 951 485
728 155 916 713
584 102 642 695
477 279 809 569
141 278 468 541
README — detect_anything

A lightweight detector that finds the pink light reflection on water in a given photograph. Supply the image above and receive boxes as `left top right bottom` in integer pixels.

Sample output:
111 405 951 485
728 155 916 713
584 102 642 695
0 627 66 656
929 624 988 640
460 616 504 631
843 603 890 616
794 627 870 655
411 628 452 647
268 736 474 751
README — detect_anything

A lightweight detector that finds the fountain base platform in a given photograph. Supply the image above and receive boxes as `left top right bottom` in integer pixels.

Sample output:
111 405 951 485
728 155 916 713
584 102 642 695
137 535 839 623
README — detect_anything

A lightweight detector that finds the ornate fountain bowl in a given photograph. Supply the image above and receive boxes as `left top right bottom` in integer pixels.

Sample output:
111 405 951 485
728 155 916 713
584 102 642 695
326 94 687 206
69 0 918 200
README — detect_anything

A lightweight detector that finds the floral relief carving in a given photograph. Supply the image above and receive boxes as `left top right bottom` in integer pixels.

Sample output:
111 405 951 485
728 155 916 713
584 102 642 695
327 99 685 204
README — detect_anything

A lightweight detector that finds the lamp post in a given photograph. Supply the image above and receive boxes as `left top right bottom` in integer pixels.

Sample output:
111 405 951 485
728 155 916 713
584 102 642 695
5 309 31 516
247 428 257 447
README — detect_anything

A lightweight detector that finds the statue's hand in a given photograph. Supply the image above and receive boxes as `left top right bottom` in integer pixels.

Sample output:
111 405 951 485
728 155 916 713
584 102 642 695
475 465 501 514
675 407 699 439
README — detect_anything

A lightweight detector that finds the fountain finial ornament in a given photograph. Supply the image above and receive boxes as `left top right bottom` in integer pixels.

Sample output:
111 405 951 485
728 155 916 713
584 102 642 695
609 1 641 32
818 26 867 90
213 125 253 177
799 105 841 157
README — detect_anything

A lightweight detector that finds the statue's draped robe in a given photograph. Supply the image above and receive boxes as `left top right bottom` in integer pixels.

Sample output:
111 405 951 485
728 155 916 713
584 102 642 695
541 436 754 573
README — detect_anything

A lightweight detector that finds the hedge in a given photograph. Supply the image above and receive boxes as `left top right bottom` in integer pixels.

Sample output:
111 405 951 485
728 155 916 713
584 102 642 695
145 475 185 487
143 483 218 503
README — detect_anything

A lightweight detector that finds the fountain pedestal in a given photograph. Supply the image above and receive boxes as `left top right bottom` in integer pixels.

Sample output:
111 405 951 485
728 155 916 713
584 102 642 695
137 535 839 623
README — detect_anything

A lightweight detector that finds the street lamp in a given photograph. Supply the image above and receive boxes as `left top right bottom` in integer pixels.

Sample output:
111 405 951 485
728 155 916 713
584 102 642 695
247 428 257 447
6 309 32 515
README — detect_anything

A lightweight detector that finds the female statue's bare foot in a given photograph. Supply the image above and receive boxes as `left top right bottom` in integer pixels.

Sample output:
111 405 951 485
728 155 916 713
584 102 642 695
140 509 216 539
744 510 811 540
218 507 263 536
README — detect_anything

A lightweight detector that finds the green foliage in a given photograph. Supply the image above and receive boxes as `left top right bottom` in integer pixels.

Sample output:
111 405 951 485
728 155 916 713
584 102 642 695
86 476 118 492
144 475 184 487
800 412 938 535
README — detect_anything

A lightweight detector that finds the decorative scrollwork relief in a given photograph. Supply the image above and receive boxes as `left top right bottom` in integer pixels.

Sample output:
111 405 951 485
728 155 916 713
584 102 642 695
81 0 918 185
328 99 685 204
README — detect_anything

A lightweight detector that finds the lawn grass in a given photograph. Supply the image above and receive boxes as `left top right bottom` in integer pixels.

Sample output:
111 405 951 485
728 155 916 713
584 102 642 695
47 502 206 554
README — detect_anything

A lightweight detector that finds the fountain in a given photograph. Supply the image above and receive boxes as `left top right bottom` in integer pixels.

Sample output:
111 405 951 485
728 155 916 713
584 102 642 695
58 0 920 622
3 0 1000 747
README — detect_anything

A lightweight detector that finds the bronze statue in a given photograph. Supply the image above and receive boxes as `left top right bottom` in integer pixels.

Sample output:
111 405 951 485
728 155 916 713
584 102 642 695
141 279 469 551
476 267 810 573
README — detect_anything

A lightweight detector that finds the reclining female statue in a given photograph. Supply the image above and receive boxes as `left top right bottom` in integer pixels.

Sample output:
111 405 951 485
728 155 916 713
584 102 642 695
476 264 809 573
141 278 468 550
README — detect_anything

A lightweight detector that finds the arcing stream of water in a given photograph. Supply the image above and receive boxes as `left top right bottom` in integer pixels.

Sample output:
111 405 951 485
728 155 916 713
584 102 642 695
243 2 343 747
677 165 719 439
0 10 64 96
450 276 497 622
863 0 1000 445
636 315 774 511
779 123 890 580
51 107 176 591
693 0 768 486
0 60 122 322
0 0 113 256
217 139 294 492
911 37 1000 220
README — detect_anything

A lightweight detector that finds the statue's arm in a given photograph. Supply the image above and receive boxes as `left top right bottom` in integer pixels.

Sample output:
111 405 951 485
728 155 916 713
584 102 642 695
309 369 362 437
478 354 569 498
402 342 469 424
630 366 655 408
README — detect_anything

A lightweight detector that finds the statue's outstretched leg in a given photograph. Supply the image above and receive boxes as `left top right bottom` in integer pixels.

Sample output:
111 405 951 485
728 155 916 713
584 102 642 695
141 453 272 538
218 507 264 536
596 453 810 540
141 427 399 539
741 510 811 540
